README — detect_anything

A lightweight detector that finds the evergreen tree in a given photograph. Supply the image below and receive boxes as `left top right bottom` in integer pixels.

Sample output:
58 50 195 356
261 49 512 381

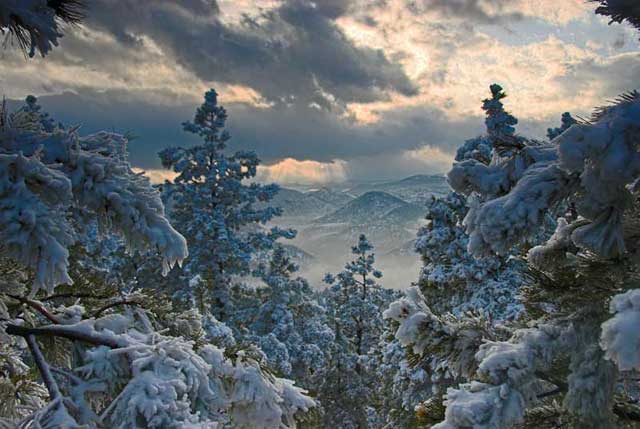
547 112 577 140
388 89 640 428
482 83 524 155
159 89 294 320
318 235 398 429
376 88 528 427
231 245 334 385
415 192 524 319
367 322 433 428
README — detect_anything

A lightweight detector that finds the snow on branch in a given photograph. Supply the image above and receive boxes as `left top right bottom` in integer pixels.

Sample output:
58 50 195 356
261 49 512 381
6 308 317 428
449 87 640 260
601 289 640 371
0 0 85 57
0 97 187 295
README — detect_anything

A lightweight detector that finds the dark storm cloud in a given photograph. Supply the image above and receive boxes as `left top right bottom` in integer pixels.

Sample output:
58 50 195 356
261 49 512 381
16 88 482 171
80 0 417 108
408 0 523 24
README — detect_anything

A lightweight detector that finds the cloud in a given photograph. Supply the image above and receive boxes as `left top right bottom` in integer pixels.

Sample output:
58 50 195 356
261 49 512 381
343 145 453 181
75 0 417 109
7 87 480 179
3 0 638 185
408 0 523 25
556 52 640 96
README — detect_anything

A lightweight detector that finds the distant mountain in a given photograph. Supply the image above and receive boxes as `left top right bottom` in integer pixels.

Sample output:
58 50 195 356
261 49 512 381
316 191 413 225
345 174 450 204
297 220 416 257
268 188 333 218
306 187 354 207
385 203 425 224
386 174 448 187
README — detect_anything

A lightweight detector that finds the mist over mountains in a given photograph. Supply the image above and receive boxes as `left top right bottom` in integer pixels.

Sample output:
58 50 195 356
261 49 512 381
268 174 451 288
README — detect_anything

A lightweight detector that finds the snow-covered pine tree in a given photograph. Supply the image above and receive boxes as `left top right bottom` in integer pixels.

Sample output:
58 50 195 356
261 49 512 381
547 112 577 141
0 94 188 297
367 320 433 428
0 0 85 57
378 88 529 427
448 84 553 204
389 86 640 428
415 191 524 319
0 96 317 429
158 89 294 321
318 234 399 429
482 84 522 155
229 245 334 387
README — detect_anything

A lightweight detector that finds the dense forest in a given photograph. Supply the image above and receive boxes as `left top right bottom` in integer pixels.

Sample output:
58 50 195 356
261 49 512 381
1 1 640 428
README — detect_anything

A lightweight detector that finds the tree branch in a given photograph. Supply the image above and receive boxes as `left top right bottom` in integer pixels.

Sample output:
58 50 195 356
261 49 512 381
25 334 61 400
5 324 121 348
41 292 113 302
8 294 61 324
537 387 562 400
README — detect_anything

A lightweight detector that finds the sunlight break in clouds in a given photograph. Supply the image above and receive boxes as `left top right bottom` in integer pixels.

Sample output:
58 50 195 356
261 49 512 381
403 145 455 171
135 159 349 186
256 158 348 185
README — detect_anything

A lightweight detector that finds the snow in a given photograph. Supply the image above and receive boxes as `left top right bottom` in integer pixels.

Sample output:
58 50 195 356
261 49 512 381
452 91 640 259
0 98 187 295
527 217 576 269
601 289 640 371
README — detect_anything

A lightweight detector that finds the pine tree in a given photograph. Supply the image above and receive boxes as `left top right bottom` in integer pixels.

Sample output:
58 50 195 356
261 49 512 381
231 245 334 385
159 89 294 320
318 235 399 429
415 192 524 319
482 83 524 155
388 89 640 428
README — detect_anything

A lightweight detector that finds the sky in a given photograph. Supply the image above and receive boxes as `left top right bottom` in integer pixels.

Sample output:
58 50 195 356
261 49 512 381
2 0 639 185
